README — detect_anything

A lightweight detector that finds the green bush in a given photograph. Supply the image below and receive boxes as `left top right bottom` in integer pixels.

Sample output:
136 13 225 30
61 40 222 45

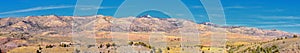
46 45 54 48
111 43 116 46
59 44 69 47
128 41 133 45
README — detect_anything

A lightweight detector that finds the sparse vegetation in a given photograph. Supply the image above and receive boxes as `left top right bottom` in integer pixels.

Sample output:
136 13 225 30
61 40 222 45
4 32 300 53
59 44 70 47
45 45 54 48
1 15 299 53
241 45 279 53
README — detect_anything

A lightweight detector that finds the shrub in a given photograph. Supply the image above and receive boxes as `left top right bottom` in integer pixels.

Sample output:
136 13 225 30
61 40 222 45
37 47 43 53
131 42 152 49
293 35 298 38
46 45 54 48
111 43 116 46
99 44 103 48
59 44 69 47
128 41 133 45
87 45 95 48
138 42 147 47
106 43 111 48
75 49 80 53
145 45 152 49
284 37 288 39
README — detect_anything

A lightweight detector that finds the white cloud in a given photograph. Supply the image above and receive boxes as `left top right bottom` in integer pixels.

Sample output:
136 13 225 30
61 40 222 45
265 9 284 12
225 6 261 9
209 14 225 18
77 6 116 10
257 15 300 19
256 24 300 28
0 6 73 15
0 5 117 15
100 6 117 9
195 14 206 17
227 21 288 24
225 6 246 9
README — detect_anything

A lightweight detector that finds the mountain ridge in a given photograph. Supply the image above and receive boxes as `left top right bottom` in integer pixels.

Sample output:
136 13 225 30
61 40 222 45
0 15 298 37
0 15 299 53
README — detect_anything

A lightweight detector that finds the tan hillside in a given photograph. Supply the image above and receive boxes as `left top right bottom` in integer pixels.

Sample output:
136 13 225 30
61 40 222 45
0 15 299 53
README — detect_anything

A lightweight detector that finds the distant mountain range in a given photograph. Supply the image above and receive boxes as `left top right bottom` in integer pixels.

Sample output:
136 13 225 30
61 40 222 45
0 15 298 38
1 15 300 53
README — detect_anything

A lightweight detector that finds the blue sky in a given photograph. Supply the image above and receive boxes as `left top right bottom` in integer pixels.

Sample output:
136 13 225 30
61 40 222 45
0 0 300 33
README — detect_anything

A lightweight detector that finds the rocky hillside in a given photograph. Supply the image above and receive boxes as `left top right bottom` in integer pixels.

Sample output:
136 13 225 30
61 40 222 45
0 15 297 37
0 15 299 53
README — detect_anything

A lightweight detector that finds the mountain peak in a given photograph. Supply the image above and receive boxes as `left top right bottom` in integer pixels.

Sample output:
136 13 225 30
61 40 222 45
138 14 153 18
